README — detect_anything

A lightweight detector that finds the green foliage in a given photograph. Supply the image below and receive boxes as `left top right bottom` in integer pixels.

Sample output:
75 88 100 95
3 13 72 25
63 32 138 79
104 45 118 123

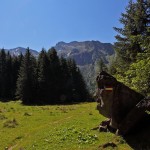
37 48 89 104
47 47 62 102
96 58 108 73
119 52 150 96
16 48 38 104
67 59 89 102
146 110 150 115
0 49 22 100
0 47 89 104
112 0 150 96
37 48 50 103
0 114 7 120
11 54 23 99
48 126 99 146
0 49 7 98
114 0 150 62
3 118 18 128
113 0 150 70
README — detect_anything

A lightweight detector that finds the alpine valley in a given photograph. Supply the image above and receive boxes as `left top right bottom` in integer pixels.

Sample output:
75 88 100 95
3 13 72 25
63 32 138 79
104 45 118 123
4 41 114 93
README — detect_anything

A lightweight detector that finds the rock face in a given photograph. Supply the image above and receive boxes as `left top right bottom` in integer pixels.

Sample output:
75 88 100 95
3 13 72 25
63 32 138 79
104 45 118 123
96 71 149 135
55 41 114 66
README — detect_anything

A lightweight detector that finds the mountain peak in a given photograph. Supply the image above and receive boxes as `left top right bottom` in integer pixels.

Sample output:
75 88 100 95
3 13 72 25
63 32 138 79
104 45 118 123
6 47 39 57
55 40 114 66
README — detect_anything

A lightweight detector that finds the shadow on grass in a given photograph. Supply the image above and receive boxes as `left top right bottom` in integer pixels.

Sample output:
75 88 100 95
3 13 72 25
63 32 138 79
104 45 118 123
0 99 16 103
123 115 150 150
0 98 95 105
98 115 150 150
20 100 95 106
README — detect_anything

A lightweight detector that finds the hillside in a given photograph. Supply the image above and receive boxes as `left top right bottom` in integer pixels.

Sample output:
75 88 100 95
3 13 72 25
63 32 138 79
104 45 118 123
55 41 114 93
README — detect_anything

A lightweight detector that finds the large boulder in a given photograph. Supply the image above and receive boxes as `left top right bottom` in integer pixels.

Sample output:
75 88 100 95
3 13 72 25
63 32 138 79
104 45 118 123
96 71 150 134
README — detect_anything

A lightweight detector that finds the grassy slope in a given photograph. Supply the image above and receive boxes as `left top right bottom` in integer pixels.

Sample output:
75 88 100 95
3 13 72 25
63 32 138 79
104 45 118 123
0 101 132 150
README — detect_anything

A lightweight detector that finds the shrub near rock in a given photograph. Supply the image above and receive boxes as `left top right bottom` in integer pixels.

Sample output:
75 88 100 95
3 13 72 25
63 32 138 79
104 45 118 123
0 114 7 120
3 119 18 128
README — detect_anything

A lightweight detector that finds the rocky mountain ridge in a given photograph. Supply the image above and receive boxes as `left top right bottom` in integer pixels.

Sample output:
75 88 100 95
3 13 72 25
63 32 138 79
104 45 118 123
55 41 114 66
4 47 39 57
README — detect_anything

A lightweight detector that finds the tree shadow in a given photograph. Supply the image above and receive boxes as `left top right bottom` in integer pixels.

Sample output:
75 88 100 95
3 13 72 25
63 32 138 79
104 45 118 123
123 115 150 150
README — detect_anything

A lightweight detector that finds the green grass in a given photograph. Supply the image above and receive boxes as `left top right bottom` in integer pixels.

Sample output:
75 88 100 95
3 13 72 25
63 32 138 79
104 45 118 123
0 101 132 150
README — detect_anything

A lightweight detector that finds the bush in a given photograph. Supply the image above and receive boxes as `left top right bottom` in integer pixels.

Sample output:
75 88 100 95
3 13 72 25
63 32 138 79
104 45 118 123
0 114 7 120
3 118 18 128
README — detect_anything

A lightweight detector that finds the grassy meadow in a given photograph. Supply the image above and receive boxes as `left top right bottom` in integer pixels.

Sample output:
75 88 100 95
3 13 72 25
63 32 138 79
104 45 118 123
0 101 132 150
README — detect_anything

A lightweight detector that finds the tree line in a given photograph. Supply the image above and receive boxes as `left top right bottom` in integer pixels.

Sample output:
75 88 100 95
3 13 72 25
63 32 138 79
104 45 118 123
0 47 90 104
110 0 150 96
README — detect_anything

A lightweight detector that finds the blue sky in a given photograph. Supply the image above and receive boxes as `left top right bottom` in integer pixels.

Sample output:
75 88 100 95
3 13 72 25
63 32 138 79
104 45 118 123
0 0 130 51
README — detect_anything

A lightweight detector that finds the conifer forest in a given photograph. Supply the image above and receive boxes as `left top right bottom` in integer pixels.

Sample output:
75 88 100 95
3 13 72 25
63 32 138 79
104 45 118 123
0 47 89 104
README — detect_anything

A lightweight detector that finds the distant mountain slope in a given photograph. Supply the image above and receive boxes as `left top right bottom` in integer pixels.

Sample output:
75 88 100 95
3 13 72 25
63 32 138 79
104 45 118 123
5 47 39 57
55 41 114 66
55 41 114 93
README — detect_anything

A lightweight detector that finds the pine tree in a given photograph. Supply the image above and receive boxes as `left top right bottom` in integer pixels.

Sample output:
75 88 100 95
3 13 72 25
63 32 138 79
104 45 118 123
96 58 108 73
16 48 38 104
59 57 70 103
47 47 62 103
114 0 137 62
114 0 150 62
0 49 7 99
67 59 89 102
112 0 150 79
12 54 23 99
74 69 89 102
112 0 150 94
37 48 50 104
5 52 13 99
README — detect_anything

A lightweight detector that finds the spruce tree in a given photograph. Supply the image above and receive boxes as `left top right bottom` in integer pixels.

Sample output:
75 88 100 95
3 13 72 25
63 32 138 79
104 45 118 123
59 57 70 103
12 54 23 99
47 47 62 103
96 58 108 73
0 49 7 99
5 52 13 99
114 0 150 62
37 48 50 104
112 0 150 78
114 0 137 62
16 48 38 104
74 69 89 102
67 59 89 102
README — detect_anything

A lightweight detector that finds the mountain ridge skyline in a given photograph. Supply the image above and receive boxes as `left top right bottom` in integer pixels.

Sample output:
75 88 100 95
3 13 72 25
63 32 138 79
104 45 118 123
1 40 114 52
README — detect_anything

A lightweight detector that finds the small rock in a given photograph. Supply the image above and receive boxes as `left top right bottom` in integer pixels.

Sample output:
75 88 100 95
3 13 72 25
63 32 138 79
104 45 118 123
99 142 117 149
99 125 107 132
